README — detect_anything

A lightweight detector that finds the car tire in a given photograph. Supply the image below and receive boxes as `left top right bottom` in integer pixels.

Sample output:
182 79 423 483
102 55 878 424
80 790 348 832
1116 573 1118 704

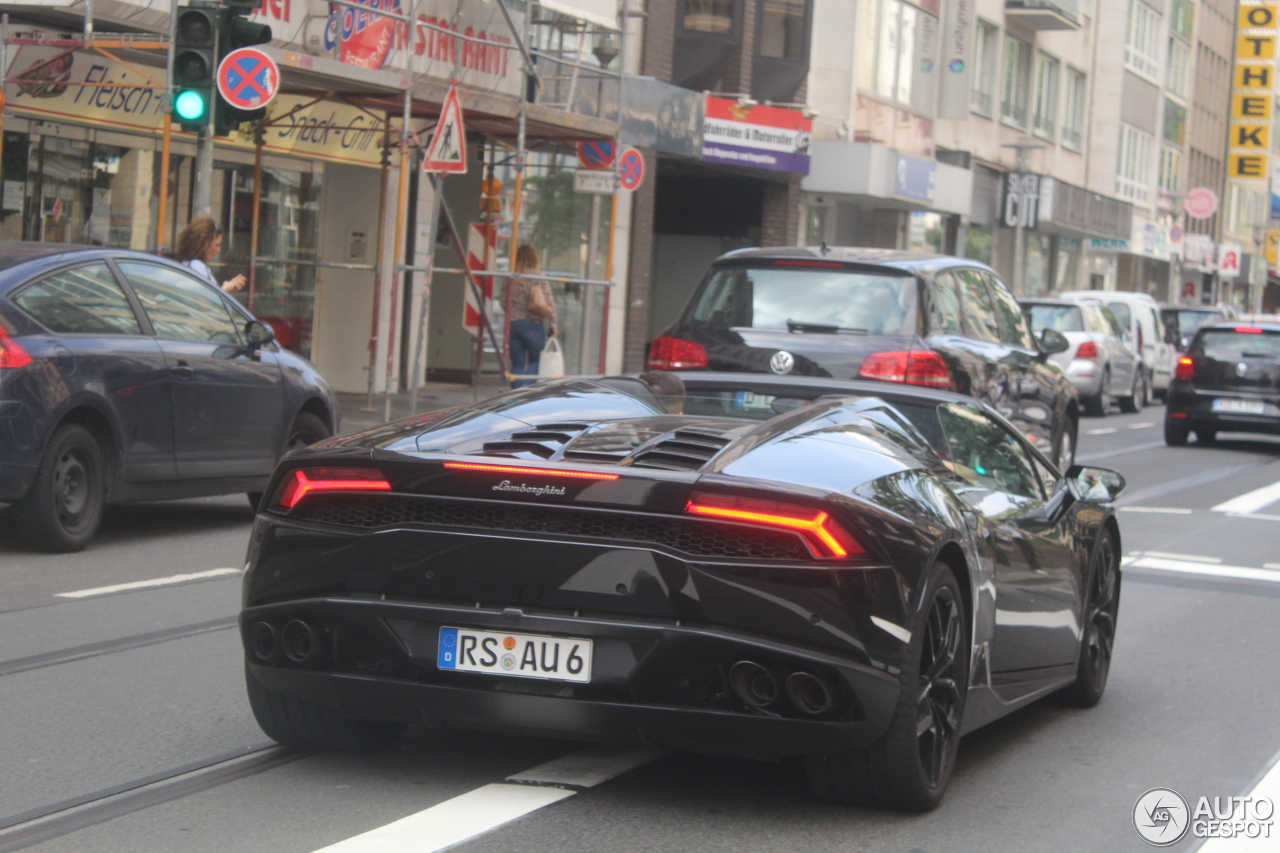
1056 530 1120 708
1196 429 1217 445
1118 371 1144 414
804 561 968 812
245 665 405 753
287 411 331 452
1084 370 1111 417
1054 419 1077 471
1164 419 1188 447
12 424 107 553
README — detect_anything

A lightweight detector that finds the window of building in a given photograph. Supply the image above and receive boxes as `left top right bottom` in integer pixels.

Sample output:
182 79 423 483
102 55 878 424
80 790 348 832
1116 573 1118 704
972 20 999 115
1170 0 1194 41
1159 146 1183 195
1224 185 1263 237
1001 35 1032 127
856 0 938 114
683 0 735 33
1166 37 1190 99
1125 0 1161 81
1062 68 1087 151
1032 52 1060 140
1117 123 1153 204
1163 100 1187 146
759 0 806 60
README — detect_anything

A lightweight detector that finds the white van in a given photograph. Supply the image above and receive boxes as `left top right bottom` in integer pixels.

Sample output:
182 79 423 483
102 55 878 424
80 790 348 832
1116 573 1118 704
1059 290 1176 401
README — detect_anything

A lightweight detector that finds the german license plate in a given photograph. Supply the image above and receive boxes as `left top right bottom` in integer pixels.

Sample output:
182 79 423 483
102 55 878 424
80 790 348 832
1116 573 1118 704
437 627 592 683
1212 398 1266 414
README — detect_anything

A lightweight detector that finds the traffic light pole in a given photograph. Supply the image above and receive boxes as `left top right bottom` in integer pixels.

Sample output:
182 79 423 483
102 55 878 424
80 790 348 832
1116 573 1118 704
193 119 214 218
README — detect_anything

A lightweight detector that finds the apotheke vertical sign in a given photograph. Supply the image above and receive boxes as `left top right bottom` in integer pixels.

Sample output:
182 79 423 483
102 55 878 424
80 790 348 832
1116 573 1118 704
1229 1 1277 178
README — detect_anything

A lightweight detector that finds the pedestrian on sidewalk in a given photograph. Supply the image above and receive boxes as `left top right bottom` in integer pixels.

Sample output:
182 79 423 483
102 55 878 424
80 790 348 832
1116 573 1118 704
505 244 557 388
174 216 246 294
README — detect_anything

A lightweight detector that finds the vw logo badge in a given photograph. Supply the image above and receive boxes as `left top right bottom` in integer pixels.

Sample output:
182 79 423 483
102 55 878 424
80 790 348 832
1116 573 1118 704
1238 362 1249 377
770 351 795 375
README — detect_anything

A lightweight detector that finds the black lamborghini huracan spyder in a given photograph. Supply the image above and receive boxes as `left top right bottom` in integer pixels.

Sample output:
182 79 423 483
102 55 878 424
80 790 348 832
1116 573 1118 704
240 374 1124 811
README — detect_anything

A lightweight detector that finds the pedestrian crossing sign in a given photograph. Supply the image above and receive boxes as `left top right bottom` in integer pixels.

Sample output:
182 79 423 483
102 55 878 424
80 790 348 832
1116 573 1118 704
423 85 468 174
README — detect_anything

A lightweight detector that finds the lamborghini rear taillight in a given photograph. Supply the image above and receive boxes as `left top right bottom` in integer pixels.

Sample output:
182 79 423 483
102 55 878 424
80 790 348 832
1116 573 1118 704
0 327 32 369
858 351 953 389
648 336 708 370
276 468 391 508
685 493 864 559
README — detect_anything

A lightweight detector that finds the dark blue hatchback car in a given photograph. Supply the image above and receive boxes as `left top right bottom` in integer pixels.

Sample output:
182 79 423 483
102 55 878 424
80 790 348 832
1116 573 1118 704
0 244 339 551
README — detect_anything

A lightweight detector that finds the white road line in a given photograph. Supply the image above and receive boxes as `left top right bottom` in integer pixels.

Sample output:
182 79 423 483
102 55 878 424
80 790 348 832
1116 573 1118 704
1118 507 1194 514
1227 512 1280 522
1087 427 1119 435
1266 563 1280 570
1143 551 1222 564
1125 556 1280 584
312 746 661 853
55 569 242 599
1211 479 1280 514
1197 749 1280 852
1127 423 1156 429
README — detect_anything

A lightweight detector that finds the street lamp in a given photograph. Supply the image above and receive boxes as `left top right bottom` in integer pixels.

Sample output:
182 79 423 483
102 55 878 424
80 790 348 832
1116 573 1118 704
1003 139 1047 294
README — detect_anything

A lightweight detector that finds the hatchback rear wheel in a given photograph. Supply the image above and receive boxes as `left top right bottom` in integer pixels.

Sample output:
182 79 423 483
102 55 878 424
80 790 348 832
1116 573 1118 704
13 424 106 552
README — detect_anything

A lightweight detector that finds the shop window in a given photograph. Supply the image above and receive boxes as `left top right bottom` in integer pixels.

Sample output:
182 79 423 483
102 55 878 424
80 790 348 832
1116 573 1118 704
1001 35 1032 127
971 21 999 116
0 132 29 242
683 0 735 33
759 0 806 61
964 225 993 265
908 211 944 253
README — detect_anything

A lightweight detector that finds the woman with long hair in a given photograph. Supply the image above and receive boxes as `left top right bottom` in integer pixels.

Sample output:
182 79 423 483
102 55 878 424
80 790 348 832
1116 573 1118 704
173 216 246 293
505 244 557 388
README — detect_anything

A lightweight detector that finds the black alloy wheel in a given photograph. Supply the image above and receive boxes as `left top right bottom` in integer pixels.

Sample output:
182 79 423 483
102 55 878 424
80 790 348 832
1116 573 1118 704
13 424 106 552
1085 369 1111 417
1164 419 1188 446
1058 530 1120 707
805 562 968 811
248 411 333 509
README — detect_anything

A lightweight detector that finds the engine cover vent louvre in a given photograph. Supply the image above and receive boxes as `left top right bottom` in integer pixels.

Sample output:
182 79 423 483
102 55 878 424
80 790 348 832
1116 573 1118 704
631 429 734 471
481 423 591 460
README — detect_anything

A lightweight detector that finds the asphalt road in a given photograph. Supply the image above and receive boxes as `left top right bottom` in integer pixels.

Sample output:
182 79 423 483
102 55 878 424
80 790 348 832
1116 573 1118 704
2 401 1279 853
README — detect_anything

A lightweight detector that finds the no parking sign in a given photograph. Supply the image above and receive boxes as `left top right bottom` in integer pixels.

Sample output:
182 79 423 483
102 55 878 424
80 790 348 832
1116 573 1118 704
217 47 280 109
617 148 645 192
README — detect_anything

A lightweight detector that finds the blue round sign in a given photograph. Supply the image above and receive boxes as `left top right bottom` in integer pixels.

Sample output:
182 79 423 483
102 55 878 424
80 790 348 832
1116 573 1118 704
576 140 616 170
217 47 279 110
617 148 645 191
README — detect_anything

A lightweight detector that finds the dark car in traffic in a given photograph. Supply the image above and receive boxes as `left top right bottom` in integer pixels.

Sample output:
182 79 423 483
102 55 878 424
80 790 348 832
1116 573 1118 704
647 248 1078 469
0 244 339 551
1161 304 1239 351
240 373 1124 811
1165 321 1280 446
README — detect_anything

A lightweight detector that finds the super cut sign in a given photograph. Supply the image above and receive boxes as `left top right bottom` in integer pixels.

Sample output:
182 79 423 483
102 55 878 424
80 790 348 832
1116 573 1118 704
1229 1 1278 179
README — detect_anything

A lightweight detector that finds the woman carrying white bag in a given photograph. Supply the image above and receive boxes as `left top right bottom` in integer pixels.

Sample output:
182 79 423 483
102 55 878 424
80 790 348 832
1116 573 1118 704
504 244 558 387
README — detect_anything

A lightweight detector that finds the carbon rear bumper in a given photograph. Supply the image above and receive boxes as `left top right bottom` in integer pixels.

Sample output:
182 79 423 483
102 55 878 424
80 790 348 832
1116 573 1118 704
241 596 901 760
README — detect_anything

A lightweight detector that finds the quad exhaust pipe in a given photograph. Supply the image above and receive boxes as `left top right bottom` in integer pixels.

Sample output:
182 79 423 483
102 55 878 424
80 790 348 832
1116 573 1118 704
729 661 835 716
249 621 277 662
281 620 319 663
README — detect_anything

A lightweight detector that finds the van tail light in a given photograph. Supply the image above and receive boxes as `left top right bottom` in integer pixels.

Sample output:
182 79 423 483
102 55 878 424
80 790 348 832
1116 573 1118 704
1075 341 1099 360
1175 356 1195 381
685 493 865 560
858 351 953 389
648 336 708 370
0 327 32 369
276 468 391 509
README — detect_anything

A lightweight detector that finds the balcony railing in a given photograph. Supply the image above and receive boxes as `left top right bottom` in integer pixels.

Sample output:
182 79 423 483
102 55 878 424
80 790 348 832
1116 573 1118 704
1005 1 1081 31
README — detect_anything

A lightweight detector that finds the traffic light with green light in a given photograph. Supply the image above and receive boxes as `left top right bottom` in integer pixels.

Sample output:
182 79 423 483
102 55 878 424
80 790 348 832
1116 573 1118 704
172 4 218 131
214 1 273 136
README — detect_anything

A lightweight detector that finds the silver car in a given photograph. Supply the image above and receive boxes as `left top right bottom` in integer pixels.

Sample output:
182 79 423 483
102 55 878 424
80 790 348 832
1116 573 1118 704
1022 298 1141 416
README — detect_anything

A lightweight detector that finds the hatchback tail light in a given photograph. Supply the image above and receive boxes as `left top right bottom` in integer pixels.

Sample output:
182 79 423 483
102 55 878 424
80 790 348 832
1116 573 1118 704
648 336 708 370
685 493 864 560
0 327 32 369
858 351 953 389
1175 356 1195 381
1234 326 1264 334
1075 341 1099 360
276 468 392 509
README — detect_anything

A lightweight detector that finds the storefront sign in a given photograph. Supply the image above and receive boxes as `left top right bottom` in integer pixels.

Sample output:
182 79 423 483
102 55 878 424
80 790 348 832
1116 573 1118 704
1218 243 1243 278
336 0 400 70
1090 238 1130 252
1185 186 1219 219
1229 2 1276 178
1266 229 1280 265
702 97 811 174
937 0 974 120
894 154 936 203
1000 172 1040 229
1183 233 1216 268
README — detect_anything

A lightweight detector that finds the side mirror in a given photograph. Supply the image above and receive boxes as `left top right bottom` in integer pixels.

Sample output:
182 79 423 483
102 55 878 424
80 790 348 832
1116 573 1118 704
245 319 275 348
1065 465 1126 502
1038 328 1070 355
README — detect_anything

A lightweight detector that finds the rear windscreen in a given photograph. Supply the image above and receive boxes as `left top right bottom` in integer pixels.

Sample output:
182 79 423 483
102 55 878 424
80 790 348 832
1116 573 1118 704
688 266 918 335
1026 304 1084 333
1197 329 1280 360
1175 311 1221 336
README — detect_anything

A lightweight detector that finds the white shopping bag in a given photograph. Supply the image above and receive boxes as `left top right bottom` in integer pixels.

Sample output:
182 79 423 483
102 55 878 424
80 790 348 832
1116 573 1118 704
537 335 565 378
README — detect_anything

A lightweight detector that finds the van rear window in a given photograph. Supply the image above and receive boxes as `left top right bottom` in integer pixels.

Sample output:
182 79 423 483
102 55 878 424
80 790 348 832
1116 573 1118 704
688 266 917 335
